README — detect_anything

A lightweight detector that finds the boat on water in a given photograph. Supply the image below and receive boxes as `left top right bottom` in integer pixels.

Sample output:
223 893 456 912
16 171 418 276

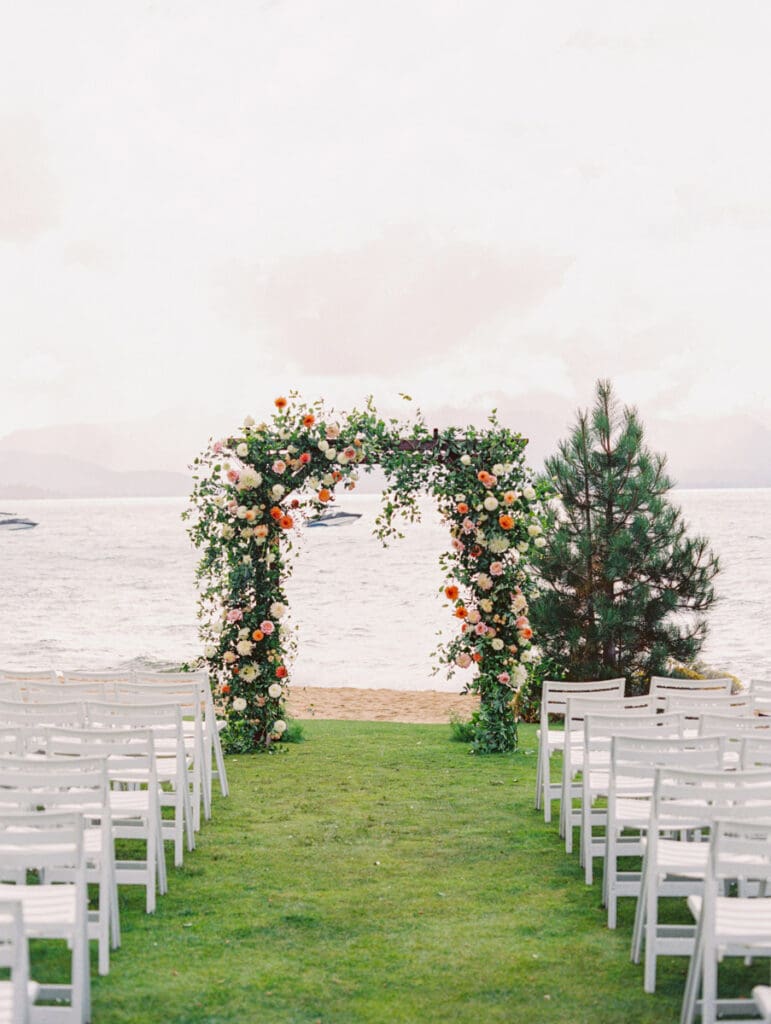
306 508 362 528
0 512 38 531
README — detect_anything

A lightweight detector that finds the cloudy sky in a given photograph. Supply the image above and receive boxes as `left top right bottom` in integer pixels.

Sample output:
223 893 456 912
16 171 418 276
2 1 770 483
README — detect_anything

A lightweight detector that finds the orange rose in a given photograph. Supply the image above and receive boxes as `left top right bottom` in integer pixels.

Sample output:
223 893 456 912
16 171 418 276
503 491 517 505
274 396 288 409
302 413 315 427
276 666 288 679
332 470 343 482
445 585 459 601
472 652 482 663
279 515 294 530
454 606 468 619
221 684 231 695
252 629 264 642
456 502 469 515
269 506 283 520
231 666 240 675
499 514 514 531
318 488 332 503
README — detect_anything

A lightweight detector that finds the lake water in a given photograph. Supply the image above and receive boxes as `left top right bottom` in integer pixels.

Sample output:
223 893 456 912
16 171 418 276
0 490 769 689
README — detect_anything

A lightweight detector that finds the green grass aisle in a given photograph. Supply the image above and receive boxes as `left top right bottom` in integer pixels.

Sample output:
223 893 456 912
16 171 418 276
75 722 757 1022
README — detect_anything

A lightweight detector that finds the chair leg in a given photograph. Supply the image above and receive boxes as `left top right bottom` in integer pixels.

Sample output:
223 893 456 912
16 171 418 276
680 918 703 1024
631 860 646 965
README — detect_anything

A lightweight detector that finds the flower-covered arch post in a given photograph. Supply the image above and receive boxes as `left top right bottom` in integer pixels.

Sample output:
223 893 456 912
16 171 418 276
186 395 552 754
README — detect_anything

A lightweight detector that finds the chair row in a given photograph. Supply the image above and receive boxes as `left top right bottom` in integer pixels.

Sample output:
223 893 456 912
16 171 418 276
532 681 771 1022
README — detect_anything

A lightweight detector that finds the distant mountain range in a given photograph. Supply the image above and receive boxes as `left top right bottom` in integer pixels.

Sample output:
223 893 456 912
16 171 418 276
0 405 770 498
0 450 190 500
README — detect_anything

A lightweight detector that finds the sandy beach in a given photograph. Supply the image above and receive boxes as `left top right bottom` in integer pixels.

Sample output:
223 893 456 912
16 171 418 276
286 685 480 724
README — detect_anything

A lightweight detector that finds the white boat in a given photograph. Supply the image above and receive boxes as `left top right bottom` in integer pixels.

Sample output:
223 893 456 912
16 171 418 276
0 512 37 531
306 509 362 528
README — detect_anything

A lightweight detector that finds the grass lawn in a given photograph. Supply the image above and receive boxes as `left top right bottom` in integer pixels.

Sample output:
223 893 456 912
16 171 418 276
36 720 767 1022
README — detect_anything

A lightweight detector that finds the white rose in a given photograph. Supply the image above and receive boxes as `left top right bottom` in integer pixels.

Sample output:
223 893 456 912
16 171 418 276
480 598 493 613
268 683 283 699
286 445 297 455
271 484 285 500
460 454 472 466
240 664 257 681
273 720 287 735
527 523 542 537
204 644 217 658
236 443 249 457
491 638 504 651
517 541 529 552
237 468 262 491
322 473 334 486
237 505 248 519
214 496 226 508
336 451 349 464
534 536 547 548
487 536 510 554
270 602 287 619
238 627 249 639
240 528 252 539
308 477 319 490
492 463 505 477
325 448 337 461
232 697 247 712
522 485 536 501
243 415 255 428
512 593 528 613
513 664 528 688
236 640 254 656
483 496 498 512
318 439 329 452
221 524 235 540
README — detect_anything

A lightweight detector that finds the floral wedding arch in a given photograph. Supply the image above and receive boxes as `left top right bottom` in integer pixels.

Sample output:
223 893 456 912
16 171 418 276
186 394 551 754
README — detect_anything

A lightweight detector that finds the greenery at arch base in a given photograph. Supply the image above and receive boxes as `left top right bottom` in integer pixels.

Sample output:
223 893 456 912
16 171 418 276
185 394 553 754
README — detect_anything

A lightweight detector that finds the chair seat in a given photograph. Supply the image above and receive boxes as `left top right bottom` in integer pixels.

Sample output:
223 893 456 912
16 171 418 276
688 895 771 949
0 883 78 938
753 985 771 1021
653 838 710 877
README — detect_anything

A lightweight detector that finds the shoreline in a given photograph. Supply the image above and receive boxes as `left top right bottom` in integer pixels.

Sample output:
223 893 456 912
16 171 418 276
286 685 480 724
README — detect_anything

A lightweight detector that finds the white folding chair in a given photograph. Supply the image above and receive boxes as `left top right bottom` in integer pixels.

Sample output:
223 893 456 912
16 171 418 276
632 767 771 993
699 714 771 768
741 736 771 771
604 734 725 930
0 898 38 1024
681 818 771 1024
662 691 755 724
0 701 86 730
0 756 120 977
0 812 90 1024
534 678 625 823
84 702 194 866
43 727 167 914
115 682 207 829
649 676 733 712
579 711 685 885
560 695 656 851
133 670 229 803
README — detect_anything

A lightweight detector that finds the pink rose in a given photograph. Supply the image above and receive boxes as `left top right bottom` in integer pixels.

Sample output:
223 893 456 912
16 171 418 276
299 452 311 465
226 469 239 483
490 561 504 577
497 672 511 685
212 441 223 453
272 460 286 475
452 538 465 553
260 620 275 635
515 616 530 629
466 610 481 625
455 652 472 668
462 517 476 535
474 622 488 637
226 609 243 623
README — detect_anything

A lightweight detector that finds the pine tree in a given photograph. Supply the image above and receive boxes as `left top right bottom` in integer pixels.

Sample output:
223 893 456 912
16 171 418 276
530 379 720 686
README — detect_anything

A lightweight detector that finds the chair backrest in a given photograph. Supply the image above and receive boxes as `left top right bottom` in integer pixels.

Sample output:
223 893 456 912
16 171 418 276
60 670 133 685
584 709 685 747
84 701 185 750
0 669 58 684
0 755 110 816
0 698 86 728
0 810 85 873
662 691 754 716
540 679 626 721
610 734 724 794
741 736 771 770
652 767 771 833
649 676 733 711
43 726 158 788
707 817 771 886
750 679 771 696
699 713 771 740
